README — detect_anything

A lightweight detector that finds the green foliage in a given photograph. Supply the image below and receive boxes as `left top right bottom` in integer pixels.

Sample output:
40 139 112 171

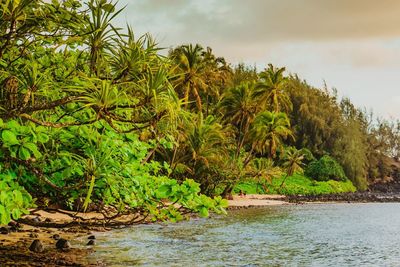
254 64 291 112
281 147 305 176
0 0 230 223
235 174 356 196
249 111 293 157
305 155 347 182
0 119 45 160
0 171 34 225
0 0 398 225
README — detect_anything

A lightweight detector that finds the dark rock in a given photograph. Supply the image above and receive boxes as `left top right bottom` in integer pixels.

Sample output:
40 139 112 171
29 232 39 238
8 221 17 227
52 234 60 240
86 240 95 246
0 227 9 235
56 238 71 250
9 225 18 232
88 235 96 240
29 239 44 253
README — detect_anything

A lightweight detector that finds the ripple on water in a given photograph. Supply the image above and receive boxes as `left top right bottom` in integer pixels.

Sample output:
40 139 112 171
90 203 400 267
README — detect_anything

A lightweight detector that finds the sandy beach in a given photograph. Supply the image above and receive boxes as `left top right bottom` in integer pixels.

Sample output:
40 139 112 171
228 194 289 207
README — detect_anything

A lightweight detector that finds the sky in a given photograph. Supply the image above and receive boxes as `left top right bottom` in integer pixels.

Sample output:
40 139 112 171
115 0 400 119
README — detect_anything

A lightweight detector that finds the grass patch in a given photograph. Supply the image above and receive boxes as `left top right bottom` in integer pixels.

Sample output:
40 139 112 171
234 173 356 196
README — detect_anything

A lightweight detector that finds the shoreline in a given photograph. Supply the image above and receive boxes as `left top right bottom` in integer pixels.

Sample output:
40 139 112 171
0 224 101 266
227 192 400 209
0 211 109 266
2 191 400 266
285 191 400 203
227 194 289 208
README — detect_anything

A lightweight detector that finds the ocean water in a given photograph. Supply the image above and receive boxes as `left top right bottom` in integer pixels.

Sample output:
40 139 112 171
90 203 400 266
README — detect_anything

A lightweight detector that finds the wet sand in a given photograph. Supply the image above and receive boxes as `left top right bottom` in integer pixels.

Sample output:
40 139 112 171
0 211 107 266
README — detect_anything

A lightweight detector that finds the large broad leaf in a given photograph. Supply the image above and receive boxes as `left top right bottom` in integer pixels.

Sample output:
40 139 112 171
37 133 49 144
0 204 10 225
199 207 209 218
23 142 42 159
11 208 22 220
157 184 171 198
13 190 23 206
18 147 31 160
1 130 19 146
0 191 7 203
214 196 229 208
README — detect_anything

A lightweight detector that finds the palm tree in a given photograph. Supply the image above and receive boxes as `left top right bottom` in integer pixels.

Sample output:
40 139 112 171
220 82 258 157
280 147 305 188
254 64 292 112
170 44 207 111
186 115 227 168
248 158 282 193
201 47 231 115
249 111 293 158
159 114 227 183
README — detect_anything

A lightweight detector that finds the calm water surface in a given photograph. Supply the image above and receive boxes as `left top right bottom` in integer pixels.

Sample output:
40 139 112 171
90 203 400 266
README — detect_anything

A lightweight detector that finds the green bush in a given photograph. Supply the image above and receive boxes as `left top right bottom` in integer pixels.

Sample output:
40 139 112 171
0 171 34 225
234 174 356 196
234 182 264 194
305 155 347 181
0 119 227 225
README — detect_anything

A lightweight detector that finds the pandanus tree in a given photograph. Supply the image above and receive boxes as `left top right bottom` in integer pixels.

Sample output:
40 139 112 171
254 64 292 112
0 0 172 194
84 0 123 76
0 0 229 224
0 0 82 60
0 0 84 117
108 26 161 82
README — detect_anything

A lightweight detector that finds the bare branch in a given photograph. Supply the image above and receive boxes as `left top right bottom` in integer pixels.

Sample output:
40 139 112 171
20 113 96 128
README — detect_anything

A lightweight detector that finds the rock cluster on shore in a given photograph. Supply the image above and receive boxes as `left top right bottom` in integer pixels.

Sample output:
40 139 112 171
286 192 400 203
0 218 101 267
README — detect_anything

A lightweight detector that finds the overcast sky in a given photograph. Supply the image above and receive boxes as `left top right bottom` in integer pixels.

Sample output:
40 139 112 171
115 0 400 119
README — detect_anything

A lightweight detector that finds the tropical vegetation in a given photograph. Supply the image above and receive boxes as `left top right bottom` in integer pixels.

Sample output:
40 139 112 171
0 0 399 225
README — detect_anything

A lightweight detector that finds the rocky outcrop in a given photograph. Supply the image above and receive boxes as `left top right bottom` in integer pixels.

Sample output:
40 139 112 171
286 192 400 203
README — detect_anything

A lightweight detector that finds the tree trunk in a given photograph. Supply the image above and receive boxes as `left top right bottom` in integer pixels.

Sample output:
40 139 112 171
221 184 234 199
279 174 288 188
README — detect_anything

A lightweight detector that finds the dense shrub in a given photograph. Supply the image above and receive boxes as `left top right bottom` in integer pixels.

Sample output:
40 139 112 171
234 174 356 195
0 171 34 225
305 155 347 181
